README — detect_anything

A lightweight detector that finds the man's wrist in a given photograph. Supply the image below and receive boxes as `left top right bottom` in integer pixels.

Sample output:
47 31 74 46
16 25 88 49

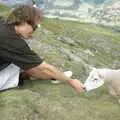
66 78 74 84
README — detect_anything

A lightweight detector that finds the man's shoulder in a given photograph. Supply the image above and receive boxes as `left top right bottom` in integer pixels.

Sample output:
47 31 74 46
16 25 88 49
0 23 12 34
0 23 27 48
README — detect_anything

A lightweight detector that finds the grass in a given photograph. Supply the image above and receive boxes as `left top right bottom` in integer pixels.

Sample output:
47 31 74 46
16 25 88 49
0 4 120 120
0 81 120 120
0 3 10 16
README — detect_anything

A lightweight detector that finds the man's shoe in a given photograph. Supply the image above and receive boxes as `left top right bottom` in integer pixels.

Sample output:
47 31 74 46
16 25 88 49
51 71 73 84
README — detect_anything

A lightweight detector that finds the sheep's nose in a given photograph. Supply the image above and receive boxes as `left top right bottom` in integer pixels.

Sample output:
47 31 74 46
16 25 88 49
83 87 87 92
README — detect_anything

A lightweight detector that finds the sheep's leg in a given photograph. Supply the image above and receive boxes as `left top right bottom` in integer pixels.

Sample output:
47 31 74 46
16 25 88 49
108 85 120 103
107 85 117 98
114 87 120 103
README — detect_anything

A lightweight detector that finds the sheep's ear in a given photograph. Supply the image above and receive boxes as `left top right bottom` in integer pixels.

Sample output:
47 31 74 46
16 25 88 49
98 72 104 79
98 74 102 78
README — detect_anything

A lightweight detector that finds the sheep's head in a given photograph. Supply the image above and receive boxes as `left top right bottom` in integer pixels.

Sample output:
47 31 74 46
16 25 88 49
84 68 105 92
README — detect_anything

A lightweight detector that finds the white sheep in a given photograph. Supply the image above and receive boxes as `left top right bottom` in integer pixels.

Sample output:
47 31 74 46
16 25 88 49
84 68 120 101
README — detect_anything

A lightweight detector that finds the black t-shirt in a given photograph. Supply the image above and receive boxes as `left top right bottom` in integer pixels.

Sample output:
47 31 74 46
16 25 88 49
0 23 43 70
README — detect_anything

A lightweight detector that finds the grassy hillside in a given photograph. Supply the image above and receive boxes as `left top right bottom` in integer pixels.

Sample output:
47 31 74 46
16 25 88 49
0 3 10 16
0 5 120 120
0 3 9 10
33 19 120 79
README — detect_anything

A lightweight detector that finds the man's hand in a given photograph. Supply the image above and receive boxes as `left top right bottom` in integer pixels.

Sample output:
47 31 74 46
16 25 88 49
69 79 85 93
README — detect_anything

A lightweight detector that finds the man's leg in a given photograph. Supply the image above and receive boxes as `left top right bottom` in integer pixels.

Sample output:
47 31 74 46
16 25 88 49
23 69 52 80
0 64 20 90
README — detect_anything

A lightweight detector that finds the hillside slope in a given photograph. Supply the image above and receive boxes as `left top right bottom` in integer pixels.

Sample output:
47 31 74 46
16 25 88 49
32 19 120 80
1 0 120 26
0 3 9 16
0 3 9 10
0 6 120 120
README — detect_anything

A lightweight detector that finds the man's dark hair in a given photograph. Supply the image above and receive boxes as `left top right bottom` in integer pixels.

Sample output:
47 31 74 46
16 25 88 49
7 5 43 30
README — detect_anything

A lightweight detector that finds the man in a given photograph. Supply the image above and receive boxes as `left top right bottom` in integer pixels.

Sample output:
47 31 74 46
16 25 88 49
0 5 84 92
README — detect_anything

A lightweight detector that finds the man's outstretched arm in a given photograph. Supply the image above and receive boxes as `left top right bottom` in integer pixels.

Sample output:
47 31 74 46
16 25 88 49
25 61 84 93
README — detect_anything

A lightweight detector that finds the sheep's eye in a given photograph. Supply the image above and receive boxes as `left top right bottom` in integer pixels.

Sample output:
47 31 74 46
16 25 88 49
93 78 98 82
